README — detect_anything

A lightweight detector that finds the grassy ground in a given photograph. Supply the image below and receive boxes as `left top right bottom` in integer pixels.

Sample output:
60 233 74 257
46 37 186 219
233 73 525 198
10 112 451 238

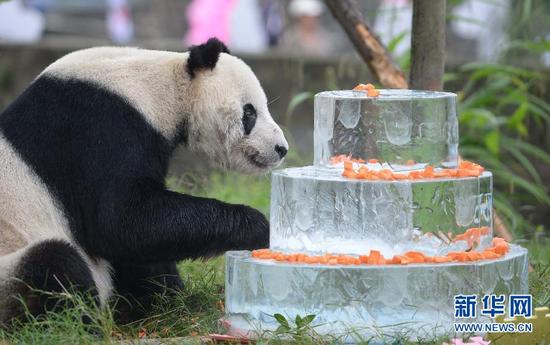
1 172 549 345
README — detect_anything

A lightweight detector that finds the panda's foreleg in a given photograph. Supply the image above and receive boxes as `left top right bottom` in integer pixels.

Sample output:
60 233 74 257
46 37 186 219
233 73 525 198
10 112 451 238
94 186 269 264
111 261 182 323
5 239 98 323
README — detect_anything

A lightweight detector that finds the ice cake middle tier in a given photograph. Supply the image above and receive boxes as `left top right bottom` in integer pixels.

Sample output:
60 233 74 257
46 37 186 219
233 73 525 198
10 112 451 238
270 166 493 257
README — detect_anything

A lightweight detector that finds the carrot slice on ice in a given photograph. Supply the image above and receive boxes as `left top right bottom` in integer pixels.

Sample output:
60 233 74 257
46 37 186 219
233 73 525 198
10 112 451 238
368 250 381 264
342 170 358 178
434 256 453 263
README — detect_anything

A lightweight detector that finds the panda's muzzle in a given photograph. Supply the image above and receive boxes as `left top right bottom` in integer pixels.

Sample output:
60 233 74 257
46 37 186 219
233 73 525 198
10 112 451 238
246 151 271 168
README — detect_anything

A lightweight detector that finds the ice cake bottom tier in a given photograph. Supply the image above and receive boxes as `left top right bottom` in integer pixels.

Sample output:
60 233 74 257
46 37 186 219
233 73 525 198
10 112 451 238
224 245 528 340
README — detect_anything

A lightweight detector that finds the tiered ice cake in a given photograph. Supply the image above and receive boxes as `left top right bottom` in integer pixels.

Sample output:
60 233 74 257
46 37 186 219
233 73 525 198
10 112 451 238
224 89 528 339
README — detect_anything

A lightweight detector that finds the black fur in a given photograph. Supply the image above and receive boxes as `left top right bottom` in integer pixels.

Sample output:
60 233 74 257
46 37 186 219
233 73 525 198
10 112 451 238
242 103 257 135
186 37 230 78
112 262 184 323
7 240 97 321
0 75 269 321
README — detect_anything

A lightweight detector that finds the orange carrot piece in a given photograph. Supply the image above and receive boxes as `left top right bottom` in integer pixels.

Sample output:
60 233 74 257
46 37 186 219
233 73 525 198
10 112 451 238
368 158 378 164
481 251 500 260
495 243 509 255
344 161 353 171
363 173 378 180
367 89 380 97
457 169 480 177
433 171 449 178
258 253 274 259
404 251 425 258
359 255 369 264
357 166 369 179
391 255 411 265
379 169 393 180
492 237 506 245
392 172 409 180
434 256 453 263
342 170 358 179
448 252 468 261
409 171 424 179
368 250 381 264
304 256 320 264
466 252 483 261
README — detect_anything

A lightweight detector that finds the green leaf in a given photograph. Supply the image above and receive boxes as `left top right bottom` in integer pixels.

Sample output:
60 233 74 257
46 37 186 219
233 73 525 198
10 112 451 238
285 92 313 124
302 314 316 325
511 138 550 164
458 108 499 128
507 103 529 136
484 130 500 155
275 325 290 333
494 170 550 205
273 313 289 327
504 144 542 185
295 314 303 327
387 31 409 54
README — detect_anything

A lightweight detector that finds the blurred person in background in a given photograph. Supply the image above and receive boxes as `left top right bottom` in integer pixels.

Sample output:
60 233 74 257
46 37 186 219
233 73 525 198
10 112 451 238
0 0 44 43
262 0 284 47
184 0 235 46
279 0 335 56
106 0 134 44
185 0 267 53
229 0 267 53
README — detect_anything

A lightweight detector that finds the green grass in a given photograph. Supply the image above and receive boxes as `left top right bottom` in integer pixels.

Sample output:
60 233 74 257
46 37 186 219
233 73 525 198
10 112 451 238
1 171 549 344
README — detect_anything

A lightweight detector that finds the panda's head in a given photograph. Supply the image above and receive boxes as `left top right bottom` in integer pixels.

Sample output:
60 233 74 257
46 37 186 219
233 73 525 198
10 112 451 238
184 38 288 174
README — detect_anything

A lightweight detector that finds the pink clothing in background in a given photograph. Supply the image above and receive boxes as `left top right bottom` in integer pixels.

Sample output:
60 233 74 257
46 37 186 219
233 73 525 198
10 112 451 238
184 0 236 46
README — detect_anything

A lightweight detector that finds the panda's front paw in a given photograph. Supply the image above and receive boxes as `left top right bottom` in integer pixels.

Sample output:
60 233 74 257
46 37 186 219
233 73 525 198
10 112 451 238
235 205 270 250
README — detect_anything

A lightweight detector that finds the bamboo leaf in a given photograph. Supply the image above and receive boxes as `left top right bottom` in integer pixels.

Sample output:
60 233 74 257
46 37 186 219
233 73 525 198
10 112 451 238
484 130 500 155
504 145 542 185
510 138 550 164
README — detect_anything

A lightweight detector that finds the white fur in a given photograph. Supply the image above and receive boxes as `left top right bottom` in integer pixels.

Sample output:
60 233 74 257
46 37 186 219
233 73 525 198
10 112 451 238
0 135 113 305
0 135 70 252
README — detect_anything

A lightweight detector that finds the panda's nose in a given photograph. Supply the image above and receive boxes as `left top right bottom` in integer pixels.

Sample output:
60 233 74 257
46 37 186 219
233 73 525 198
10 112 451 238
275 145 288 159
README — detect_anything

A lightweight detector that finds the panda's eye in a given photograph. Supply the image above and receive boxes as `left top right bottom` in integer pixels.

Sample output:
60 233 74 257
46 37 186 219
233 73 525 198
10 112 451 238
242 103 257 135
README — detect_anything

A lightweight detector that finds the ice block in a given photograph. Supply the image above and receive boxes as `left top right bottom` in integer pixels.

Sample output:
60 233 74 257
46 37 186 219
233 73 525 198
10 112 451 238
270 166 493 256
314 90 458 170
225 246 528 340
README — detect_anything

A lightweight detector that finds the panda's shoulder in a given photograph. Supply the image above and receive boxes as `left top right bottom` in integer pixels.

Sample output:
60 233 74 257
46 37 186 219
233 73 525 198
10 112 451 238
43 47 182 78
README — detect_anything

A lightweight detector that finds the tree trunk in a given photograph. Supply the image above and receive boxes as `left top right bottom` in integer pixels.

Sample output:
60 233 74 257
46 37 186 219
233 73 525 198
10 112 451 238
324 0 408 89
409 0 446 91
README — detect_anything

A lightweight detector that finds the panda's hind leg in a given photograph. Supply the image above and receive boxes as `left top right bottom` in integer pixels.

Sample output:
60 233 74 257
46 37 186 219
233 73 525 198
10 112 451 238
5 239 98 323
112 261 183 324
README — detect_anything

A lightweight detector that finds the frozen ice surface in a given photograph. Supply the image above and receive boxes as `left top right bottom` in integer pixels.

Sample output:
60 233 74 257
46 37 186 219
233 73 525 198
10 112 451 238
270 166 493 256
314 90 459 170
225 245 528 340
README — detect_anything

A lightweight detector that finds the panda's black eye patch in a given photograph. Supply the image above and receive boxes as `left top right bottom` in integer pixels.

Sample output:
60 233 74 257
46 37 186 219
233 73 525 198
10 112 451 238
242 103 257 135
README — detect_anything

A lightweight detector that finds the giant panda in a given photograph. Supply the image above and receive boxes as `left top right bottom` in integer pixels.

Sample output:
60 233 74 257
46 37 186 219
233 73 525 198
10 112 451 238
0 38 288 323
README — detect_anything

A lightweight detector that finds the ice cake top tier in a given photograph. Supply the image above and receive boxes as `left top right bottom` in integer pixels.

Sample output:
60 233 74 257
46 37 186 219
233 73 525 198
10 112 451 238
314 89 458 170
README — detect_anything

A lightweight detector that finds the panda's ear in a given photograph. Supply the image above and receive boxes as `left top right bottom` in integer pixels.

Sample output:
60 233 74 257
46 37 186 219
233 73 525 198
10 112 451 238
186 38 230 78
